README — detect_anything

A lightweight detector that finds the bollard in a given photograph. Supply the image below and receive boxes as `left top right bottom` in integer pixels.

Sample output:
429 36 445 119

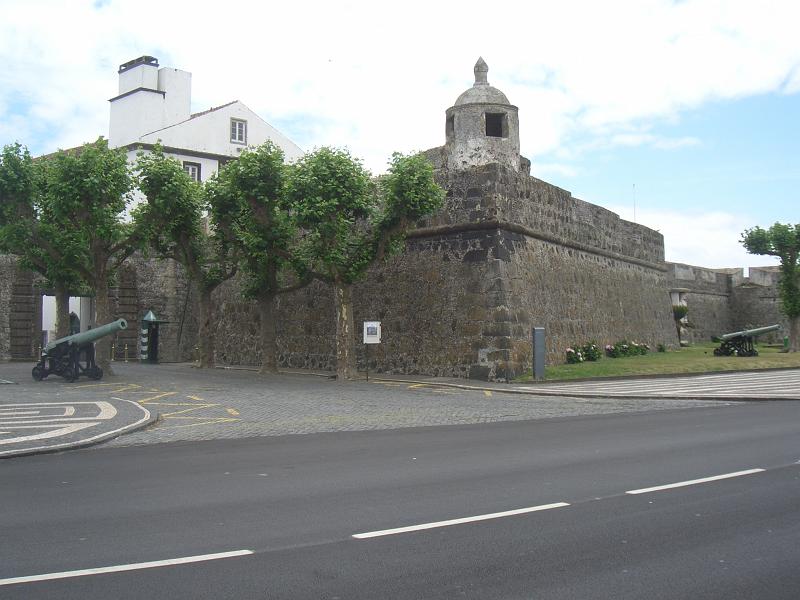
532 327 545 380
124 344 129 363
111 343 116 361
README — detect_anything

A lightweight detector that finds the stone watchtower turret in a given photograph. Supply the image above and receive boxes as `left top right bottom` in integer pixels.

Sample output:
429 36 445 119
445 57 522 172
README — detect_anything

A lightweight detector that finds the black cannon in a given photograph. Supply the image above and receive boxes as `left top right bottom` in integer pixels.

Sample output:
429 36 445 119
32 319 127 382
713 324 781 357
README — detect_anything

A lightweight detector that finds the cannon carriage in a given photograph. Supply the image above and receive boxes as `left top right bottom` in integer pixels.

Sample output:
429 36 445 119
32 319 127 382
713 324 781 357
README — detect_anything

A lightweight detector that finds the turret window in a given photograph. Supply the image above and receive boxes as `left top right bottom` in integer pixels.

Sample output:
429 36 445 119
485 113 508 138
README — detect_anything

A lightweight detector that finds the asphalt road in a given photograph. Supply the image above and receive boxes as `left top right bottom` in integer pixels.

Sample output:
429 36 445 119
2 401 799 599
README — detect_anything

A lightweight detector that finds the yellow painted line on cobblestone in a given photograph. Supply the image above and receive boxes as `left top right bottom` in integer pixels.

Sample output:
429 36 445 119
156 418 239 430
73 382 143 393
227 408 240 416
408 383 428 389
161 404 219 417
137 392 178 404
187 395 206 401
484 390 493 397
140 402 215 406
163 416 237 421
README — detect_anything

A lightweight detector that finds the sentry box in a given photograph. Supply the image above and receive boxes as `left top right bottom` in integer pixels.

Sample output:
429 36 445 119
363 321 382 344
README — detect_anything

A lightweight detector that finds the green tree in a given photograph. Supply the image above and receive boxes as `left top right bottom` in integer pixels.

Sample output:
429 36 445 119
0 143 91 343
135 146 239 368
217 142 310 374
40 139 136 372
288 148 444 379
741 223 800 351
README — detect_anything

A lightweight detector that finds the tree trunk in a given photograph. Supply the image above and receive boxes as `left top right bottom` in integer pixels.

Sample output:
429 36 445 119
54 283 70 339
197 284 215 368
334 278 357 380
94 274 114 375
790 315 799 352
258 293 279 374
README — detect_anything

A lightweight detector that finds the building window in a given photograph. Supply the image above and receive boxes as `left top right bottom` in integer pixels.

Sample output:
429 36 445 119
485 112 508 138
230 119 247 144
183 161 201 182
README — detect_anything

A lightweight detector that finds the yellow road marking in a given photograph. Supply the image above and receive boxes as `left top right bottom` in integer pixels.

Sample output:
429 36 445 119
72 382 130 389
408 383 428 389
137 392 178 404
187 395 205 401
155 418 239 430
161 416 239 421
140 402 219 407
226 408 240 416
162 404 220 417
484 390 492 397
73 382 143 393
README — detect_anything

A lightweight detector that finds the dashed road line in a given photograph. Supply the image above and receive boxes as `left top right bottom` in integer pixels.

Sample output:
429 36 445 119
353 502 570 539
625 468 766 495
0 550 254 586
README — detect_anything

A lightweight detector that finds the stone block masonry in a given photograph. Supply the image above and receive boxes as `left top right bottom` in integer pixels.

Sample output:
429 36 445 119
207 160 677 381
666 263 788 344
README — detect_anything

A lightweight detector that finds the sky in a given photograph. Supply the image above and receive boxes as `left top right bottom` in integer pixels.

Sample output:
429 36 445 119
1 0 798 270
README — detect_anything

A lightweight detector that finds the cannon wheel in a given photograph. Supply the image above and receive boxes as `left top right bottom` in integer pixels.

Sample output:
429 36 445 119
32 365 44 381
88 366 103 380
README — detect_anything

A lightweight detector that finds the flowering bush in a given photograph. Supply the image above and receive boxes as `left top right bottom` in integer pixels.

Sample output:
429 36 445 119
565 347 584 364
605 340 650 358
581 341 602 361
566 341 602 364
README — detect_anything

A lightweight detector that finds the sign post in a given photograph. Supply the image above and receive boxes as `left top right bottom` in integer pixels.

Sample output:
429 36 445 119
363 321 382 381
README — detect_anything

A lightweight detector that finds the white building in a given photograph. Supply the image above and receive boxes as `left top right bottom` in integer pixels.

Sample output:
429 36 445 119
42 56 303 336
108 55 303 182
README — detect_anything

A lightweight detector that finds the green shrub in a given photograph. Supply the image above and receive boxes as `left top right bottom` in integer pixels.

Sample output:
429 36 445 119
605 340 650 358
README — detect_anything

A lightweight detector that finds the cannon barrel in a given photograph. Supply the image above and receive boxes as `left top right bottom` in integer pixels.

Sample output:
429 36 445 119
719 324 781 341
45 318 127 352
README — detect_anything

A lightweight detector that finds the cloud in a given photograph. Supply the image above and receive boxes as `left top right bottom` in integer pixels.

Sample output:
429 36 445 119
605 203 781 269
1 0 799 173
608 133 701 150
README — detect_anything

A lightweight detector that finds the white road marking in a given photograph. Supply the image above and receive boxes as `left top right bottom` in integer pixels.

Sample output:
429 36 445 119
352 502 570 539
625 469 766 495
0 550 254 586
0 399 152 457
0 422 99 445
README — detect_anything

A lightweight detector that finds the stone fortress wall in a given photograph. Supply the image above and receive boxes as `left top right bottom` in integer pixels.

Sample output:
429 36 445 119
666 262 787 344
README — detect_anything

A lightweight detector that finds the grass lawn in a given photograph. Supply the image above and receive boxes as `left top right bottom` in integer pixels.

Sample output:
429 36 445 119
516 342 800 382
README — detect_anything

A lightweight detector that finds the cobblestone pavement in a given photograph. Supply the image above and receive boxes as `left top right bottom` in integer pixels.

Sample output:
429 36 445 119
0 362 735 448
103 363 731 447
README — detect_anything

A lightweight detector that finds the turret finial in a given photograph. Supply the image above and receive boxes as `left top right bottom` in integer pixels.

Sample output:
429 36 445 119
474 57 488 86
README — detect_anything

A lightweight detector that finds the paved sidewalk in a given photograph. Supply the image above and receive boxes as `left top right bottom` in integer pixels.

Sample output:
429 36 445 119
510 369 800 400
